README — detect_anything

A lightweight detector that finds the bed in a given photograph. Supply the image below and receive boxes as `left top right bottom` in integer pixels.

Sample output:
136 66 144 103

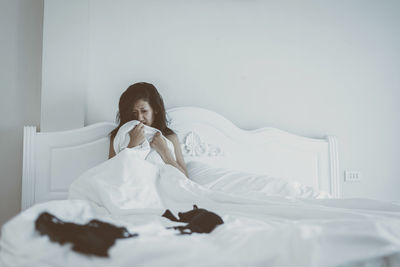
1 106 400 267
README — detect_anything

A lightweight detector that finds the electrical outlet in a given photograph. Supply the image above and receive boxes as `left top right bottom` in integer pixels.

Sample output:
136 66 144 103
345 171 362 182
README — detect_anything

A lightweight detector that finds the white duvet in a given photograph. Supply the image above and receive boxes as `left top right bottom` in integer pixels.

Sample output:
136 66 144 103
1 146 400 267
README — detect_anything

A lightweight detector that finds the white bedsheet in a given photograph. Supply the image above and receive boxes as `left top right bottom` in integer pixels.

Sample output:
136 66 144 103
1 149 400 267
186 161 332 199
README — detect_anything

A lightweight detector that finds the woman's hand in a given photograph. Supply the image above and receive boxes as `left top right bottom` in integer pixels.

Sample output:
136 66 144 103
128 123 146 148
150 132 173 160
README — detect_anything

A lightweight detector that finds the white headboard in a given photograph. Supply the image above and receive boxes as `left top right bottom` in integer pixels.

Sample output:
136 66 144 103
22 107 340 210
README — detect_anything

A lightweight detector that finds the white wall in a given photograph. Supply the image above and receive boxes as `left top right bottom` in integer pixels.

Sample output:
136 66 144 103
0 0 43 227
35 0 400 206
40 0 88 131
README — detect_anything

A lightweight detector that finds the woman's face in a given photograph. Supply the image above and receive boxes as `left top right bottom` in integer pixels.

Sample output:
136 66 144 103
132 99 155 126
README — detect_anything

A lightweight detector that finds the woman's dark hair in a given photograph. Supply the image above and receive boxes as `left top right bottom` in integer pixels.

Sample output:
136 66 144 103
109 82 174 140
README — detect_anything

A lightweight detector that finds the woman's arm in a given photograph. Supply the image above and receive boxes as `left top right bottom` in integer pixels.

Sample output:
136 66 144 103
109 124 146 159
166 134 188 177
150 132 188 177
109 136 116 159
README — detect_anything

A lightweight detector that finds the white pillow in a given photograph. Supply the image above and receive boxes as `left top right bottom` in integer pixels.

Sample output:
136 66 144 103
187 161 331 199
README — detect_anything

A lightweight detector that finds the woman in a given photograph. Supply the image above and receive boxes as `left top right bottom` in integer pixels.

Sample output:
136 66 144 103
108 82 188 177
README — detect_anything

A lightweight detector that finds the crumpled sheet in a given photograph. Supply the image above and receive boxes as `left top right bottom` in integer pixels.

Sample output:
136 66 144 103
1 149 400 267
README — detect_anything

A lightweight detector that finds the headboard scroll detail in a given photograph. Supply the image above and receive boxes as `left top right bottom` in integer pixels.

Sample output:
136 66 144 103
181 131 224 157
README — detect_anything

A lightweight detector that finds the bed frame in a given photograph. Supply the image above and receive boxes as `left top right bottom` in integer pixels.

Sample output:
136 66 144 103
21 107 340 210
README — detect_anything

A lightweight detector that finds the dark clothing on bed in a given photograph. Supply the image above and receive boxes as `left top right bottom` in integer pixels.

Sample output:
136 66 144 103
35 212 138 257
162 205 224 234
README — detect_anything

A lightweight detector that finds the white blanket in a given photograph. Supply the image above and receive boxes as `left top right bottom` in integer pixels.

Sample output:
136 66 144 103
113 120 176 164
1 149 400 267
